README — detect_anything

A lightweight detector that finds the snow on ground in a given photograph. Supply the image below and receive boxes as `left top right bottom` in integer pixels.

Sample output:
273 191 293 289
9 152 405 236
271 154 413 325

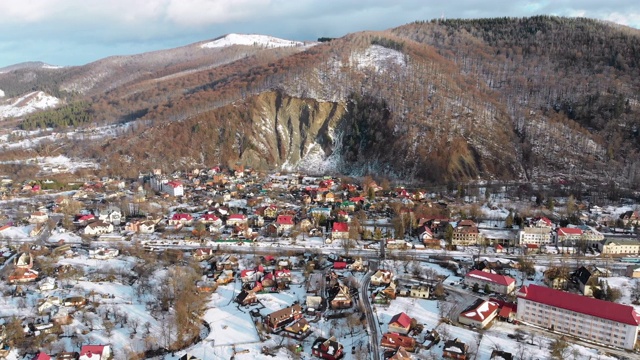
0 91 59 119
0 155 99 175
293 142 341 175
47 229 83 244
604 276 640 314
350 45 405 72
0 225 35 241
201 34 304 49
376 297 616 360
480 205 510 219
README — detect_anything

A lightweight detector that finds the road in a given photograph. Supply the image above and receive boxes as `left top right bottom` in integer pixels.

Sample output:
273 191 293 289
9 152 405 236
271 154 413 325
360 269 381 360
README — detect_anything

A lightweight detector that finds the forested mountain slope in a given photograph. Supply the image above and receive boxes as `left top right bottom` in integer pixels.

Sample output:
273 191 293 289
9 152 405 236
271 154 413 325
2 17 640 186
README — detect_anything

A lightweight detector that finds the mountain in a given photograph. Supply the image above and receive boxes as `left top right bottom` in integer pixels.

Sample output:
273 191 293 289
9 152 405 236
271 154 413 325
2 16 640 186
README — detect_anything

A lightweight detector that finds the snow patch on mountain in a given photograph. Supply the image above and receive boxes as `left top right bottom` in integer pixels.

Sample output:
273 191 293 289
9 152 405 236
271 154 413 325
201 34 304 49
0 89 4 97
350 45 406 71
0 91 60 119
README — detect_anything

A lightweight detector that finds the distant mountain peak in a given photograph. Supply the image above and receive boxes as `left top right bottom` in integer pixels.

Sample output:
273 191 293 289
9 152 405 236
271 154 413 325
200 33 305 49
0 61 62 73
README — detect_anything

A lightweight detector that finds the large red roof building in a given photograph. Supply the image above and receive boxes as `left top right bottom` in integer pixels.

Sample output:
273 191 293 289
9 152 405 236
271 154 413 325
516 284 640 350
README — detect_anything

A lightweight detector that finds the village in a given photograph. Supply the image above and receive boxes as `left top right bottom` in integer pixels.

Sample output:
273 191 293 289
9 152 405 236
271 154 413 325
0 167 639 360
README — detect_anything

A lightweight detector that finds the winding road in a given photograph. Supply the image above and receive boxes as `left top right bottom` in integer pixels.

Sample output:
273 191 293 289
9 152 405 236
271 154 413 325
360 268 381 360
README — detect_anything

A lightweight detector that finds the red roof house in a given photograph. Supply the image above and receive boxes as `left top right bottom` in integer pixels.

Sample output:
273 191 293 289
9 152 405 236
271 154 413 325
388 312 413 335
169 213 193 225
464 270 516 294
381 333 416 352
33 352 52 360
79 345 111 360
458 299 500 328
331 222 349 239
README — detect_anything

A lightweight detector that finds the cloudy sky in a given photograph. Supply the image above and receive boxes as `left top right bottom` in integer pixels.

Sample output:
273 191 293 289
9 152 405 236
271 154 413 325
1 0 639 68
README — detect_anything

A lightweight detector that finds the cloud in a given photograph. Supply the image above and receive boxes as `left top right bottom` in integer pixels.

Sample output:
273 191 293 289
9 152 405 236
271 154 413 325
0 0 638 67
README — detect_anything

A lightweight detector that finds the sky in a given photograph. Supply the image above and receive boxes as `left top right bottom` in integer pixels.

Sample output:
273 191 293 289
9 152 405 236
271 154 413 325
0 0 639 68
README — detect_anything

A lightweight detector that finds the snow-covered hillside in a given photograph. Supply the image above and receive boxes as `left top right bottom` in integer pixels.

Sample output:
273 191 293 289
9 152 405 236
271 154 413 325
350 45 406 71
201 33 304 49
0 91 59 119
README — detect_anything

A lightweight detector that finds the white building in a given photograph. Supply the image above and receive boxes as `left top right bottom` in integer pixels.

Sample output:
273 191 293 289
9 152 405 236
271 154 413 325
458 299 500 329
83 221 114 236
516 284 640 350
518 227 553 246
598 238 640 255
163 180 184 197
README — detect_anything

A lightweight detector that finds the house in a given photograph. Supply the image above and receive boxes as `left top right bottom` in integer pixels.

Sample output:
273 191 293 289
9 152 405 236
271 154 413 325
442 338 468 359
556 227 583 245
127 220 155 233
215 270 234 285
88 248 119 260
226 214 248 227
29 211 49 224
38 277 56 291
240 268 264 283
463 270 515 295
311 336 344 360
543 268 569 290
276 215 295 232
193 248 215 261
283 318 311 338
73 214 95 225
386 347 413 360
331 222 349 240
330 284 352 309
371 270 393 286
84 221 114 236
626 265 640 278
458 299 499 329
388 312 412 335
96 207 122 225
418 226 438 248
372 290 392 305
139 221 156 233
8 268 38 283
452 220 480 246
572 266 597 296
264 304 303 332
380 333 416 352
409 285 430 299
516 284 640 350
199 213 222 227
64 296 87 307
235 289 258 306
79 345 111 360
620 210 640 226
37 296 62 314
14 252 33 269
275 269 292 285
169 213 193 226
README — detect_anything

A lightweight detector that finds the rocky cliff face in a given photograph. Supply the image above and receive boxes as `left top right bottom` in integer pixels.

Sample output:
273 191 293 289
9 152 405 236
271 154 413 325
238 91 346 173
